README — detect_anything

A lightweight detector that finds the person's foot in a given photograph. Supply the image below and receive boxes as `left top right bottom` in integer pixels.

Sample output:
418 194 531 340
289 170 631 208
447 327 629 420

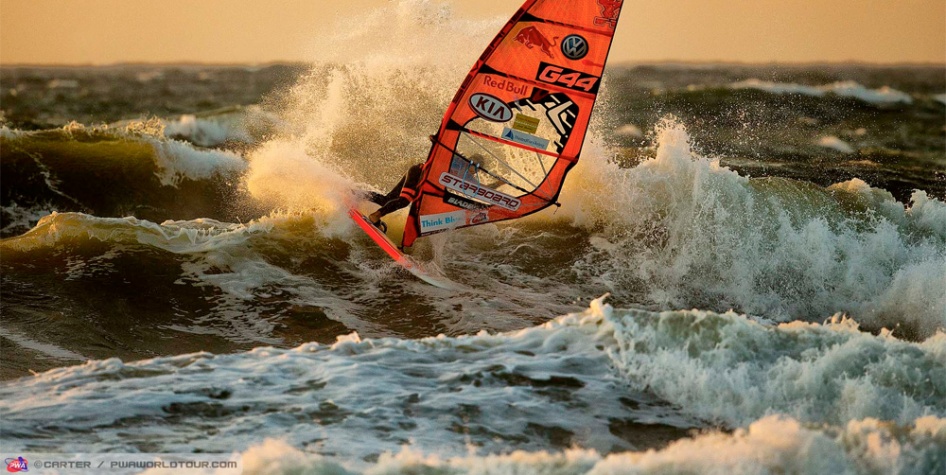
369 212 387 233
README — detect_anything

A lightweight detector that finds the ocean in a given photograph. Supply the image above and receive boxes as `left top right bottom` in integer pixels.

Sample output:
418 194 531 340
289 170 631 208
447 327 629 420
1 4 945 474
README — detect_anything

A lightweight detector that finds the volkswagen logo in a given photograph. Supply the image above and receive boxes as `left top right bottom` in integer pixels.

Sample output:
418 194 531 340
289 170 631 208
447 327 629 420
560 35 588 60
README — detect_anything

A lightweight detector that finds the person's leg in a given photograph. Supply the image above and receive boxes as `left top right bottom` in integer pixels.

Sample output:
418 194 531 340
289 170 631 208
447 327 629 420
363 174 406 206
365 191 387 206
383 176 406 202
369 197 409 224
377 197 410 217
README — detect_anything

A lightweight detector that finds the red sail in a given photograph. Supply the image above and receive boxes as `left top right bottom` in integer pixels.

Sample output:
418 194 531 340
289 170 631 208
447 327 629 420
403 0 624 248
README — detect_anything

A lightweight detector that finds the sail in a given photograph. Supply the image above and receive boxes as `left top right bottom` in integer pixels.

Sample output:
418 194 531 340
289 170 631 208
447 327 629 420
402 0 624 248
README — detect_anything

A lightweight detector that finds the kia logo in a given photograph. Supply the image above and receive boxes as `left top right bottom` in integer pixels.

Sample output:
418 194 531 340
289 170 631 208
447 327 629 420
469 93 512 122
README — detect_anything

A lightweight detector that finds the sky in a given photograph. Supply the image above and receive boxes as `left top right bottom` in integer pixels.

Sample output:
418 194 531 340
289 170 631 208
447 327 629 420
1 0 944 65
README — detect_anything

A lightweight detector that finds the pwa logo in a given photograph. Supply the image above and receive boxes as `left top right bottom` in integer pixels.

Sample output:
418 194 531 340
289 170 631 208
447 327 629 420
469 93 512 122
5 457 28 473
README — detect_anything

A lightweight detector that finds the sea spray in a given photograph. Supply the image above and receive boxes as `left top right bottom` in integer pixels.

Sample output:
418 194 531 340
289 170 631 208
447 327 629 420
245 139 359 222
262 1 500 193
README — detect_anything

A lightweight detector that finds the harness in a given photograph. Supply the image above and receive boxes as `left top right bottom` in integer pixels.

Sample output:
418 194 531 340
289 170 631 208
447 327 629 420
399 185 418 202
398 164 423 202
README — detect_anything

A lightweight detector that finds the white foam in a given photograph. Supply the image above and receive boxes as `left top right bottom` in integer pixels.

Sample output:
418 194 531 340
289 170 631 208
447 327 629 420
47 79 79 89
148 137 247 186
164 114 248 147
0 328 87 361
223 414 945 475
161 107 286 147
5 212 268 254
816 135 855 153
614 124 644 139
1 210 379 341
559 119 946 336
730 79 914 105
605 304 946 427
2 300 942 462
1 125 23 139
908 190 946 236
731 79 824 96
0 300 687 457
48 119 249 186
597 415 945 475
826 80 914 105
934 93 946 106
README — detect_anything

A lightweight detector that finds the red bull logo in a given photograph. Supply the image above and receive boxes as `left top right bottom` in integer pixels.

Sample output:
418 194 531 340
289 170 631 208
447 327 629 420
514 26 558 59
594 0 623 29
482 76 529 96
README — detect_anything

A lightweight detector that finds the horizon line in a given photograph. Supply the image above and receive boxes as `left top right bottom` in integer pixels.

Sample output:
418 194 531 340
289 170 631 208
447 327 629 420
2 59 944 69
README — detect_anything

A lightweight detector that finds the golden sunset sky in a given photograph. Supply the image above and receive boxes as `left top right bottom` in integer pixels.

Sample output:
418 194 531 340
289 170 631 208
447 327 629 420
1 0 943 65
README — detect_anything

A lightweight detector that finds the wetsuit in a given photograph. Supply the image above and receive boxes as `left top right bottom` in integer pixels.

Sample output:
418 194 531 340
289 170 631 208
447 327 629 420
366 163 424 219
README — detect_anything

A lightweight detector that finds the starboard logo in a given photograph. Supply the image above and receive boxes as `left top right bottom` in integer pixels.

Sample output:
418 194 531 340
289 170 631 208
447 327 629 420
469 93 513 122
5 457 28 473
535 62 600 93
560 35 589 60
439 173 521 211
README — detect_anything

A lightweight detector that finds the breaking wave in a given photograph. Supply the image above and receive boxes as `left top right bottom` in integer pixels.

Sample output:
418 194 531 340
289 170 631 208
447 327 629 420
730 79 914 105
2 299 943 468
233 416 945 475
4 119 945 341
559 121 946 338
0 122 250 235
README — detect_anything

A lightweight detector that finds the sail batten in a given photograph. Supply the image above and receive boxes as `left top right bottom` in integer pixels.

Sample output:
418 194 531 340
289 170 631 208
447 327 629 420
402 0 624 247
